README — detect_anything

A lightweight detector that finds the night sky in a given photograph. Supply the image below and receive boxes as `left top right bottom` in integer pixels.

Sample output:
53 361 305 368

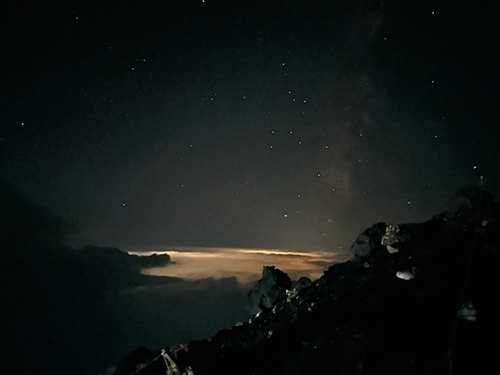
2 0 498 252
1 0 499 374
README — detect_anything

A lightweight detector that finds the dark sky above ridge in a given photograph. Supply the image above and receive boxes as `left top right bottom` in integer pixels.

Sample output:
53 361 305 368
1 0 499 252
1 1 500 374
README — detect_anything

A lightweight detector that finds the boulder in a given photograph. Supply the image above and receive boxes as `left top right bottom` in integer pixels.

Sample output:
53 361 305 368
348 222 386 260
247 266 292 315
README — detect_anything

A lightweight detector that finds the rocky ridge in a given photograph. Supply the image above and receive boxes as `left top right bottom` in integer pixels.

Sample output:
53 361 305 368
115 187 499 375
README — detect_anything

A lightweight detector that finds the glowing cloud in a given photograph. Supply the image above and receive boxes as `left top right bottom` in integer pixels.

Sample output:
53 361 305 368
129 247 348 284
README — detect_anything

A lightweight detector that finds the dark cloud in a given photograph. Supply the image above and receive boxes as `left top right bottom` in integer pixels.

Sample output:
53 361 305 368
0 178 77 246
0 180 250 375
112 277 249 349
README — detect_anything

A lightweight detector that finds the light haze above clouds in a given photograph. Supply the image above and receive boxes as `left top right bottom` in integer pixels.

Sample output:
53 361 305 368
131 247 348 283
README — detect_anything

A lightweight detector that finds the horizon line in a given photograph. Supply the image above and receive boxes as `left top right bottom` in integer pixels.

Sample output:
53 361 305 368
127 246 347 257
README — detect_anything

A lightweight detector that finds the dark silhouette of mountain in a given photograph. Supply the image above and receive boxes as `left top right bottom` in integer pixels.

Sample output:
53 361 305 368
115 186 500 374
0 178 176 375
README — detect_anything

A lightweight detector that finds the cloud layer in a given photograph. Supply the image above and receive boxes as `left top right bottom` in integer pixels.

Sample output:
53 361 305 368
0 180 251 375
134 248 348 284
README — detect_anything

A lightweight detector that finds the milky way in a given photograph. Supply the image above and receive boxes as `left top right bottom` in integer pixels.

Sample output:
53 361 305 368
2 0 499 253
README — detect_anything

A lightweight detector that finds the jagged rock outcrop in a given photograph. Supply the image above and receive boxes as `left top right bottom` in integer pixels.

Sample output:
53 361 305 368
348 222 386 260
116 188 500 375
247 266 292 315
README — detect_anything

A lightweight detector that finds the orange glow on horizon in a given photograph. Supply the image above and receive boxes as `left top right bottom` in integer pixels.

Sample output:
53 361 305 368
129 247 348 284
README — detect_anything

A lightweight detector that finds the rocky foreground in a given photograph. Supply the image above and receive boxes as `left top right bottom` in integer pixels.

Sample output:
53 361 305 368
115 187 499 375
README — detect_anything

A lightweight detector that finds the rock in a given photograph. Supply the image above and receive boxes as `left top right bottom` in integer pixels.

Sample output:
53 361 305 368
291 276 312 290
348 222 386 260
247 266 292 315
457 301 477 322
386 244 399 253
395 268 416 280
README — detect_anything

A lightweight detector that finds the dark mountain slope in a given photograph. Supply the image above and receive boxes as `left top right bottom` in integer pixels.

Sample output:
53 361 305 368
117 186 499 375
